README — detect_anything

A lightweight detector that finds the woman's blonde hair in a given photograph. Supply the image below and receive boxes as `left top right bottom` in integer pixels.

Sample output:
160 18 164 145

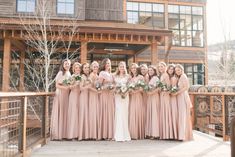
175 64 184 71
129 63 140 77
115 61 127 76
90 61 99 72
72 62 81 73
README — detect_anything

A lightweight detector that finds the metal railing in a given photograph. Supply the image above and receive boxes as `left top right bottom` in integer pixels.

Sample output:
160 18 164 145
189 91 235 141
0 92 54 157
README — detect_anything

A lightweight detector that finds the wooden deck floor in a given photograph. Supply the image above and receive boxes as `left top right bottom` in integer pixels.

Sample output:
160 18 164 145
31 131 230 157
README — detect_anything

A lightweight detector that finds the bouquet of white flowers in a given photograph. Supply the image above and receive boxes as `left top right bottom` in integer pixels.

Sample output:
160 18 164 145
62 77 75 86
95 82 102 91
116 84 129 99
136 80 147 90
169 86 179 93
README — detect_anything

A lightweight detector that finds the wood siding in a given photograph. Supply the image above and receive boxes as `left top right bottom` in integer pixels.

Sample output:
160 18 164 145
85 0 124 21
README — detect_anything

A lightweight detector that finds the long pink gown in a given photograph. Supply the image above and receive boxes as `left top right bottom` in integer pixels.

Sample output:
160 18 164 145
50 71 71 140
177 74 193 141
159 73 173 139
142 74 149 136
88 73 99 139
170 76 178 139
66 74 80 139
129 75 145 139
98 71 115 139
78 74 90 140
145 76 160 138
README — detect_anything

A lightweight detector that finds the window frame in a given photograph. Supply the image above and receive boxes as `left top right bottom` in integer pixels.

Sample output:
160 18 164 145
56 0 75 16
16 0 36 13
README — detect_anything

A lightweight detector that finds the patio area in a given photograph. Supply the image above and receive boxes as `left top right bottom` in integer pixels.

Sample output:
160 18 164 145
31 131 231 157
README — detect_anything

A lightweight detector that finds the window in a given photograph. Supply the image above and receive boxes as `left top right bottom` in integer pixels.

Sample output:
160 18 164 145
183 63 205 85
168 4 204 47
17 0 35 13
126 2 165 28
57 0 74 15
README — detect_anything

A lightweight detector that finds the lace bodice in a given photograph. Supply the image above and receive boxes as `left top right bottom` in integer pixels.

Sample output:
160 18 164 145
114 74 129 86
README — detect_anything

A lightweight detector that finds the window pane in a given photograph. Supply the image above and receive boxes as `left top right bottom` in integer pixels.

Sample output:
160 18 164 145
168 5 179 13
27 1 35 12
58 3 66 14
185 64 193 72
192 30 204 47
139 12 152 26
127 2 139 11
193 15 203 30
57 0 74 14
17 1 27 12
180 30 192 46
172 30 180 46
66 3 74 14
127 11 138 24
153 13 164 28
180 14 192 30
169 14 179 29
153 4 164 13
192 6 203 15
180 6 191 14
139 3 152 12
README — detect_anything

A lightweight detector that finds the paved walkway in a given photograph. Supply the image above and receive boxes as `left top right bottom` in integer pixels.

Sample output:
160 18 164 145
31 131 231 157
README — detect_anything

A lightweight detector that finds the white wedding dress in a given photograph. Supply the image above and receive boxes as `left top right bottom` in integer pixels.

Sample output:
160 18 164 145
114 75 131 141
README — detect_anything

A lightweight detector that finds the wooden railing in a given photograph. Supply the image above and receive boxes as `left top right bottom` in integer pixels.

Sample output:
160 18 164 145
0 92 54 157
0 89 234 157
189 90 235 141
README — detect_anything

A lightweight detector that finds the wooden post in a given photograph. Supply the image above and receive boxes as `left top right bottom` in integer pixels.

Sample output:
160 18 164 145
80 41 87 64
151 42 158 65
2 38 11 92
19 51 25 91
222 95 226 141
19 96 27 156
133 55 136 63
42 96 49 143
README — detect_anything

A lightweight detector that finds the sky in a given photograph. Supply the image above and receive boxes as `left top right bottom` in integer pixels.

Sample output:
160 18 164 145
207 0 235 45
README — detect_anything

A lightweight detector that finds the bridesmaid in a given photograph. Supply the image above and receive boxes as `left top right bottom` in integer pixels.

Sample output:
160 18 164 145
129 63 145 139
145 65 160 139
88 61 100 140
51 59 71 140
173 64 193 141
78 63 91 140
67 62 81 139
140 64 149 133
167 64 178 140
158 62 173 139
98 58 115 140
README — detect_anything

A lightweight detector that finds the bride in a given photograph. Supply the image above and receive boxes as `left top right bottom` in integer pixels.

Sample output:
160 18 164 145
113 61 131 142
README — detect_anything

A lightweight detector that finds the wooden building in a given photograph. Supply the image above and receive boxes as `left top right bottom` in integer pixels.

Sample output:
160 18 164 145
0 0 207 92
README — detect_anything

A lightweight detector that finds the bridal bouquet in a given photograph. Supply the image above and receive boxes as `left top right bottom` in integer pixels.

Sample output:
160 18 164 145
169 86 179 93
74 75 81 81
62 77 75 86
156 80 164 89
127 82 136 90
137 80 146 88
116 84 129 99
95 82 102 91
